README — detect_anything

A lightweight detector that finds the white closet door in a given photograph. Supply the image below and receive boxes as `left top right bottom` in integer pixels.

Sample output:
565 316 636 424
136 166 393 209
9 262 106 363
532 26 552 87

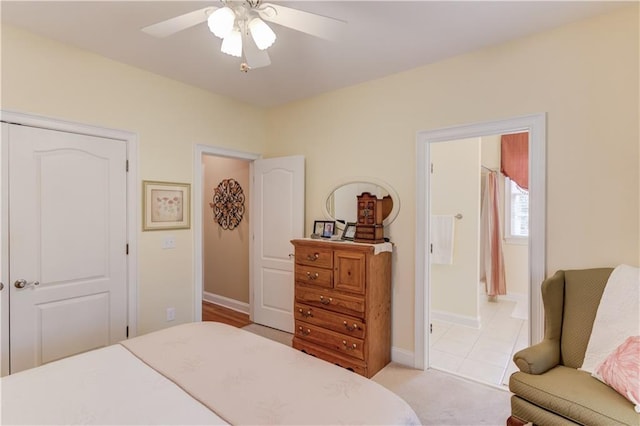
8 123 128 373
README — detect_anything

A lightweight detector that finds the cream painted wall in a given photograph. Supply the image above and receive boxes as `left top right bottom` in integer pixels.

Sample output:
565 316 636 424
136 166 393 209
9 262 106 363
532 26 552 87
1 26 267 334
481 135 528 297
265 6 639 353
202 156 250 303
429 134 529 324
430 138 480 323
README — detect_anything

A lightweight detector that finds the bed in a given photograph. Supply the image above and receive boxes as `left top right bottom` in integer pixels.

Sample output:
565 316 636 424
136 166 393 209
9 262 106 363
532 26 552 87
1 321 420 425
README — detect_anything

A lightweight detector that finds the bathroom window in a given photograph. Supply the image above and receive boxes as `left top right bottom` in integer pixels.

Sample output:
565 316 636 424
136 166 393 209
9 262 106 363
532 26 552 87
505 177 528 243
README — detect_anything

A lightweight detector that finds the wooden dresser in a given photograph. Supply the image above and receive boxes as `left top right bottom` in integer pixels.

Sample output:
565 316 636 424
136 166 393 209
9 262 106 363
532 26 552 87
291 238 392 378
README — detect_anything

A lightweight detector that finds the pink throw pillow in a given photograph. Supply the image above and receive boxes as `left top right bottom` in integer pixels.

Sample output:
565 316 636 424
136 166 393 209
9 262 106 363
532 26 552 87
594 336 640 413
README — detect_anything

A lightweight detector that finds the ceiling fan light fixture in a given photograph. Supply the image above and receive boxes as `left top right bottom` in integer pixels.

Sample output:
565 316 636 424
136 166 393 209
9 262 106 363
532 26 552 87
221 29 243 57
248 18 276 50
208 6 235 39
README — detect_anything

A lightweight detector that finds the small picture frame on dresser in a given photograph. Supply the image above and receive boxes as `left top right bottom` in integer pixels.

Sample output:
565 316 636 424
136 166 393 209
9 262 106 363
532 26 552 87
313 220 336 238
341 222 357 241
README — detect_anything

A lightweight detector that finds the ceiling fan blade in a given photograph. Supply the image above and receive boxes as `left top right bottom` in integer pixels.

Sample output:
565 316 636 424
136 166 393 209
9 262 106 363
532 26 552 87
142 7 216 38
242 32 271 69
258 3 346 41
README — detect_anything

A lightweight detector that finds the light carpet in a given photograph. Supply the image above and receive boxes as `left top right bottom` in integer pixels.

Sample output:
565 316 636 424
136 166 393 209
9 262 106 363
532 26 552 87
242 323 294 346
242 323 511 425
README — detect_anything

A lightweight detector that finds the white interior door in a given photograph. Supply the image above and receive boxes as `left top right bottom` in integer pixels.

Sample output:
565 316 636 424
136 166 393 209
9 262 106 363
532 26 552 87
252 156 304 333
8 123 128 373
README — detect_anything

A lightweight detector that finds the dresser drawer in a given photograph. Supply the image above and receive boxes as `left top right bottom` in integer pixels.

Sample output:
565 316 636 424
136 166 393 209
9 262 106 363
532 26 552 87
295 321 365 361
296 286 365 317
292 338 367 376
295 265 332 289
294 303 366 339
295 245 333 268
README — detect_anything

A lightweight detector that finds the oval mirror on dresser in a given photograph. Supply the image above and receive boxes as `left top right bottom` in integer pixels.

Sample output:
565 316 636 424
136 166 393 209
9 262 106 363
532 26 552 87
323 177 400 228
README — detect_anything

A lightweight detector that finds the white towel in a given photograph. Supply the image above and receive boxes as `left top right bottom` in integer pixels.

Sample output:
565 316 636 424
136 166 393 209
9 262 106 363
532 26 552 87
431 215 455 264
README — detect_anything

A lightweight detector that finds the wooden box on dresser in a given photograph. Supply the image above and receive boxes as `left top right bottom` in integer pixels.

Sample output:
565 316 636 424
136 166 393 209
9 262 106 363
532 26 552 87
291 238 392 378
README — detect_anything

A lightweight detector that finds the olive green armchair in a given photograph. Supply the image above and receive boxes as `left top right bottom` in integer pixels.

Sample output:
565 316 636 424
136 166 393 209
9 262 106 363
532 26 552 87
508 268 639 426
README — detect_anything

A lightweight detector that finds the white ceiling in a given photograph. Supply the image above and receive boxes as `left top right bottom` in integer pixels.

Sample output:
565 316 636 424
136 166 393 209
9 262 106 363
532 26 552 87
1 1 628 107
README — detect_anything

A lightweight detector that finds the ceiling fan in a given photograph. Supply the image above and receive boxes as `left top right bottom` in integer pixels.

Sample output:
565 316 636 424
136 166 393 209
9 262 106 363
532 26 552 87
142 0 346 72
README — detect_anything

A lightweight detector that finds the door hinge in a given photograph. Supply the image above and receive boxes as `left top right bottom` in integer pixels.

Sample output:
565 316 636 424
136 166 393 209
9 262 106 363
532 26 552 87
126 326 129 338
126 243 129 255
430 243 433 254
430 163 433 174
126 160 129 172
430 323 433 334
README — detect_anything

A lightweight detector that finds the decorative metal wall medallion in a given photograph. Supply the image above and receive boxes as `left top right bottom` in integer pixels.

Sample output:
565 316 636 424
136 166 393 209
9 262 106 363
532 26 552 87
210 178 245 230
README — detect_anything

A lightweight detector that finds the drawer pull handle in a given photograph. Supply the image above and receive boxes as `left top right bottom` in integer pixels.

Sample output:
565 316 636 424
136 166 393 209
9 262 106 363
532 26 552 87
306 272 319 280
319 296 332 305
298 326 311 336
343 321 359 332
306 253 320 261
342 340 357 350
298 308 313 318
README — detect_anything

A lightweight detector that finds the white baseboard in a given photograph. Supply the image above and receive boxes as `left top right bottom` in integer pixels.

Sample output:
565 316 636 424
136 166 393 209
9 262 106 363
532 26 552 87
432 309 481 329
202 292 250 315
391 347 415 367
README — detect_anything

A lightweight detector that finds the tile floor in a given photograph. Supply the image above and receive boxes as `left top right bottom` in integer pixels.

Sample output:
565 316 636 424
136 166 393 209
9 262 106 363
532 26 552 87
429 296 529 388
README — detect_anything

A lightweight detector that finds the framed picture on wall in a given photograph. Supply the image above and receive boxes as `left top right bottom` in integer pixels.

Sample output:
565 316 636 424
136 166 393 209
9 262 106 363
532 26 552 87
143 180 191 231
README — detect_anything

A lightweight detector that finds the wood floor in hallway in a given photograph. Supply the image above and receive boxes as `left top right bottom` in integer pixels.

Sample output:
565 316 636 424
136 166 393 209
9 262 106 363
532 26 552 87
202 301 251 328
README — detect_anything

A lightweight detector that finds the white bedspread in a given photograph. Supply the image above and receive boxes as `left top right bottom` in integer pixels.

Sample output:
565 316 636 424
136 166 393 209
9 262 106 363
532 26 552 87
123 322 420 425
0 344 225 425
1 322 420 425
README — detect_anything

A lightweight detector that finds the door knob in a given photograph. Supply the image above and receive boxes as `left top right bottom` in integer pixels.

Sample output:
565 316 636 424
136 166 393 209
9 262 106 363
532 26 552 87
14 279 39 289
0 282 3 291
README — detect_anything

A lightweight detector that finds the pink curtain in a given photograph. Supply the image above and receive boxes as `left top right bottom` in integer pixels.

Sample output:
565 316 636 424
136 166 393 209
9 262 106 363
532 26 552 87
501 132 528 190
480 171 506 297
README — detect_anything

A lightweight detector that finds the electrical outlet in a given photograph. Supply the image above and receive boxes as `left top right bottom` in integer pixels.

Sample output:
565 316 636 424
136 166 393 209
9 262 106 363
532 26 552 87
162 236 176 249
166 307 176 321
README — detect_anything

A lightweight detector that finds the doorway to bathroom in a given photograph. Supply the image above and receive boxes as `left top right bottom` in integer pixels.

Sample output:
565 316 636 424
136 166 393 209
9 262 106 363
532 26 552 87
428 133 529 388
414 113 546 388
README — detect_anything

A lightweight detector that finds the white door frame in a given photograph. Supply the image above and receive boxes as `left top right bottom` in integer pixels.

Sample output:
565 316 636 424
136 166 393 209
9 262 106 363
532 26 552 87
415 113 546 370
193 144 260 322
0 110 139 375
